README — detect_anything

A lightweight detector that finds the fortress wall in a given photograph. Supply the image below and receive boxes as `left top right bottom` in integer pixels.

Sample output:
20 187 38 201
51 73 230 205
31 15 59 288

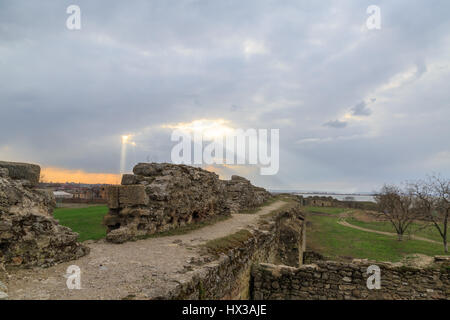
104 163 272 243
224 175 273 213
0 161 89 269
0 161 41 187
251 260 450 300
166 204 305 300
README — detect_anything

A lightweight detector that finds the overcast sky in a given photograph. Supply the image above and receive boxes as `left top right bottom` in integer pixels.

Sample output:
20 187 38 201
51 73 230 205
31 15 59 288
1 0 449 192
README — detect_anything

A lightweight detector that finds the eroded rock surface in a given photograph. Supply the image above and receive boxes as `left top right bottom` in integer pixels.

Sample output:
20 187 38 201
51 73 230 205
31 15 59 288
252 259 449 300
104 163 272 243
0 162 89 268
224 175 272 213
0 161 41 186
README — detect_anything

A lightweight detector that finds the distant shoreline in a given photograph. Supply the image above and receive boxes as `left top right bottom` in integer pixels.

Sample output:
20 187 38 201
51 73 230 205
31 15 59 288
269 190 376 196
270 190 376 203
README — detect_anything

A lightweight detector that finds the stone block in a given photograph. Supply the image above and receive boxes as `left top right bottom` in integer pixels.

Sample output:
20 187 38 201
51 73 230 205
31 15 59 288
107 185 149 208
133 162 164 176
106 185 120 209
121 174 139 185
118 185 149 206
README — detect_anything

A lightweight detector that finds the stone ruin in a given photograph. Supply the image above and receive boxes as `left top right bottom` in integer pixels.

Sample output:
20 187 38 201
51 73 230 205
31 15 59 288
252 257 450 300
223 175 272 213
103 163 272 243
0 161 89 268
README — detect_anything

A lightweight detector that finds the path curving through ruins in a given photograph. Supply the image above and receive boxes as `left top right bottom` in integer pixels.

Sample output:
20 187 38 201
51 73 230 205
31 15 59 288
5 200 286 300
337 218 440 244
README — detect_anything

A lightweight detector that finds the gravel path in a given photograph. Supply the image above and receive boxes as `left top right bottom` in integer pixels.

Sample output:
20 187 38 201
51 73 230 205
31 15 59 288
5 200 285 300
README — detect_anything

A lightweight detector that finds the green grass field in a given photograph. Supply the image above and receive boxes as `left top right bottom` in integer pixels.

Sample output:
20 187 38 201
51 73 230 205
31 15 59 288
305 206 348 215
306 207 448 262
54 205 108 242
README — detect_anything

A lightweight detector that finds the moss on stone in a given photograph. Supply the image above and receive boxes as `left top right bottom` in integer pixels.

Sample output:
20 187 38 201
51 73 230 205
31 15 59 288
204 229 253 255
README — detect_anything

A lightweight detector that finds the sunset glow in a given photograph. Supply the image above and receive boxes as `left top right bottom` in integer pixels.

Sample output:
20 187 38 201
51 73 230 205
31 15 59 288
41 167 121 184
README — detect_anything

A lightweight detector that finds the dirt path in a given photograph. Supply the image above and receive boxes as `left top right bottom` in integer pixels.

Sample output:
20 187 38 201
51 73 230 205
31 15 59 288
337 219 440 244
5 201 286 300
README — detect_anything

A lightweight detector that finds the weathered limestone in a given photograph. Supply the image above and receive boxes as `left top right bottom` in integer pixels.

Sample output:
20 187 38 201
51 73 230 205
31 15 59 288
104 163 272 243
105 163 230 243
106 185 149 209
251 260 450 300
296 195 378 211
275 209 306 267
224 175 272 213
0 161 41 186
0 161 89 268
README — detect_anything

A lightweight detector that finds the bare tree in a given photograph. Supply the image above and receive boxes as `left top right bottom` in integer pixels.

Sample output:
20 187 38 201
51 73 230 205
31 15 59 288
375 184 420 241
410 175 449 253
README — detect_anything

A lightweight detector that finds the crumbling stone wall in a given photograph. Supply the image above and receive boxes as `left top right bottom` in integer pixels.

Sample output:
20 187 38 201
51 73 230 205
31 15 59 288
297 195 337 207
224 175 272 213
303 250 325 264
0 162 89 268
0 161 41 186
104 163 272 243
296 195 378 211
167 203 305 299
252 260 450 300
275 209 306 267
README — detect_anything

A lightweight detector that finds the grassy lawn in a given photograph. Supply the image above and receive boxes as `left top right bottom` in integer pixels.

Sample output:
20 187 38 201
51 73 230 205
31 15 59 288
305 206 348 215
54 205 108 242
347 217 445 243
307 214 448 262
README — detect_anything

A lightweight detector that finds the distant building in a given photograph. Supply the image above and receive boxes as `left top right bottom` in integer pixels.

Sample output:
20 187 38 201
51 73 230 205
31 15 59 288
53 191 73 199
69 186 108 200
41 183 109 203
296 195 338 207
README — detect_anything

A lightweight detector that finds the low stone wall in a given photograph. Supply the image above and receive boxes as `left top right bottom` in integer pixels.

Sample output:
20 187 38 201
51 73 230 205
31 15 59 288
296 195 377 211
302 250 325 264
0 162 89 269
104 163 272 243
276 210 306 267
165 204 305 299
252 260 450 300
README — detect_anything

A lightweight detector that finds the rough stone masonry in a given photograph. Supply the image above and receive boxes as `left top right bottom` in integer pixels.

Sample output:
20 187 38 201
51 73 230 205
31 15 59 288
168 203 306 300
103 163 272 243
0 161 89 269
251 259 450 300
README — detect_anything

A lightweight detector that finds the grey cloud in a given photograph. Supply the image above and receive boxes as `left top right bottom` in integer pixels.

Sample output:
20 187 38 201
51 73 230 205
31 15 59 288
415 59 428 78
351 101 372 116
323 120 348 129
0 0 450 190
